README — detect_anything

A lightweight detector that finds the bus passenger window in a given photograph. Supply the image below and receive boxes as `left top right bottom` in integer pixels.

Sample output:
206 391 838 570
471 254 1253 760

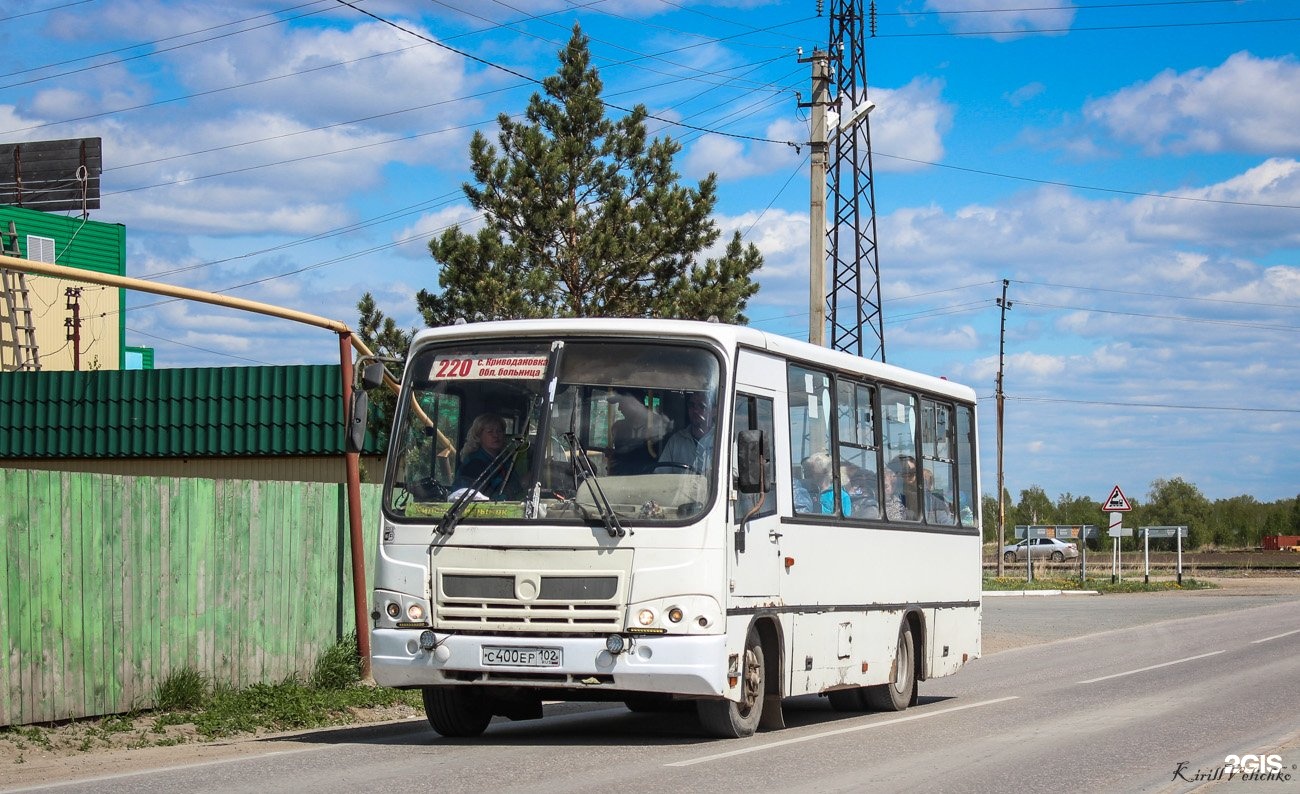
787 365 834 516
881 387 921 521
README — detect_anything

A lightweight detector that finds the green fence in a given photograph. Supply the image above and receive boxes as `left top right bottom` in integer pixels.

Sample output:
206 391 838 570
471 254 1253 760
0 468 381 727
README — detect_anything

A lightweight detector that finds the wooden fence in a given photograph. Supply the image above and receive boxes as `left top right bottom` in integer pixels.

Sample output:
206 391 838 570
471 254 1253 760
0 468 381 727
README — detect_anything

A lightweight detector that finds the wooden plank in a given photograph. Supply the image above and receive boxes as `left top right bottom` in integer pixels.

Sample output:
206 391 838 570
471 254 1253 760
81 471 105 717
0 469 21 726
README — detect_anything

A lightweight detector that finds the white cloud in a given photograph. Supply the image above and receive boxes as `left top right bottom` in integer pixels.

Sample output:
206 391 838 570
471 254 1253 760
682 118 804 182
394 205 485 260
1085 52 1300 155
1126 159 1300 250
923 0 1076 39
836 78 954 173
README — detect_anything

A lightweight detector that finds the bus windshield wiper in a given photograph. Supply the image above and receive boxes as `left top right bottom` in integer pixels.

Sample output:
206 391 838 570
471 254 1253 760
563 432 626 538
437 437 526 536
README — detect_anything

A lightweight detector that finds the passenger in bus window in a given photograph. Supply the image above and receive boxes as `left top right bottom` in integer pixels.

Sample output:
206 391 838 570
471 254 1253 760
884 458 915 521
881 468 905 520
842 463 880 518
922 468 956 524
793 452 851 515
453 413 522 498
656 392 715 473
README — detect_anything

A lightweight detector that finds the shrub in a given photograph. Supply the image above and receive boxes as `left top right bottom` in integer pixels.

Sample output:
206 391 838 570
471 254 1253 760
155 667 208 711
311 633 361 690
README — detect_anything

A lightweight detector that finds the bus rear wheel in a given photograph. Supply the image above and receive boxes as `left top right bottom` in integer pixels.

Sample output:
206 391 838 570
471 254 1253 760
697 632 765 738
422 685 493 737
864 623 916 712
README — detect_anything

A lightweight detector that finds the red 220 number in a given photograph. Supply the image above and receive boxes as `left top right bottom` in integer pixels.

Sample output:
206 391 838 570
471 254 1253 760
435 358 474 378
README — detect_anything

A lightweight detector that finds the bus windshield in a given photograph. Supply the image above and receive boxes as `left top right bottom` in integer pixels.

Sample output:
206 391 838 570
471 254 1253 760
385 338 722 525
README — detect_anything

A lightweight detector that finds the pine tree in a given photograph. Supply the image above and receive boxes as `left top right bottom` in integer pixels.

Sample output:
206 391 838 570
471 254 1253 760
417 25 761 326
354 292 413 445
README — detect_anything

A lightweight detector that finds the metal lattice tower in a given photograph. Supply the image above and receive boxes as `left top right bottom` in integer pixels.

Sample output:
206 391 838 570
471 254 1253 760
826 0 885 361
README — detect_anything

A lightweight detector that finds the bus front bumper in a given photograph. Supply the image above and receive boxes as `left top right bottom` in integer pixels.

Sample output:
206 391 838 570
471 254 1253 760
371 629 727 697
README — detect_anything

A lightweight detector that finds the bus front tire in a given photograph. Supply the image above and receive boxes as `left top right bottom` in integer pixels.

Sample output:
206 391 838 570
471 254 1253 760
422 685 493 738
864 623 916 712
697 633 765 738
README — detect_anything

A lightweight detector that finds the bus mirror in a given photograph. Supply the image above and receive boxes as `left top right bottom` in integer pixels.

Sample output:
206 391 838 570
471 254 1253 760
736 429 768 493
361 361 387 390
347 388 369 453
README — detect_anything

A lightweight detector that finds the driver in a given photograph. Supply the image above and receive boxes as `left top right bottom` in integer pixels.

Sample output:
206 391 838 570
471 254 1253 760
454 413 522 498
656 392 715 473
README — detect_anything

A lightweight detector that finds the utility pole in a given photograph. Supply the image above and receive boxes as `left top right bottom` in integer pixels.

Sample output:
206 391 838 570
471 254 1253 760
996 278 1013 576
803 49 831 347
65 286 83 371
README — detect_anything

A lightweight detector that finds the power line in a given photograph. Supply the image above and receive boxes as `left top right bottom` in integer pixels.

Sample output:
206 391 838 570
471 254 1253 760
1005 395 1300 414
873 152 1300 210
878 14 1300 38
1015 299 1300 332
1011 278 1300 310
333 0 800 148
125 325 272 365
878 0 1268 17
0 0 96 23
0 1 336 89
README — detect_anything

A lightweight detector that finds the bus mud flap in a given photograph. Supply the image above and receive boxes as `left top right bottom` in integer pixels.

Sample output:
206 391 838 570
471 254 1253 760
759 695 785 730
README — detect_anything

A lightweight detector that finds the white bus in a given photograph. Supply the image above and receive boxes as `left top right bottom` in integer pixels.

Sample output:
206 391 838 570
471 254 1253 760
364 318 981 738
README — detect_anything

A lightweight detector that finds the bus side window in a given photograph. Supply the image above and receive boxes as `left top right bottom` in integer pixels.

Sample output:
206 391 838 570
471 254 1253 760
786 365 833 516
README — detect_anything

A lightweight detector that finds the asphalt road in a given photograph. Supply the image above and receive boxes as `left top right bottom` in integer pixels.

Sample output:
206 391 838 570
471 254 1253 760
6 582 1299 794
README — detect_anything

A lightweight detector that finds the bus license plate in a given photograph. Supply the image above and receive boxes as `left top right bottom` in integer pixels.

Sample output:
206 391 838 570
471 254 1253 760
481 646 562 667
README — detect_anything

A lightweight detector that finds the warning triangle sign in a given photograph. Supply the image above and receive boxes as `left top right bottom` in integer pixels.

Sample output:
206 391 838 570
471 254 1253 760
1103 485 1133 512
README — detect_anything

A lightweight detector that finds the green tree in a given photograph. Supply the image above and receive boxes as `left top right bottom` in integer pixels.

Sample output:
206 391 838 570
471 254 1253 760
1011 485 1055 530
1208 494 1264 547
1055 492 1103 550
354 293 414 447
417 25 761 326
1145 477 1211 549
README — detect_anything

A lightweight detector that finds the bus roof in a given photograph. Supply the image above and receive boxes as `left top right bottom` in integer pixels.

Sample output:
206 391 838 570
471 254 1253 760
408 318 976 403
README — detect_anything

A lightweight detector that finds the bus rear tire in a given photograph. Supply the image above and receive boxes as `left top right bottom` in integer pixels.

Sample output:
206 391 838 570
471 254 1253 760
697 632 765 738
864 623 916 712
422 685 493 738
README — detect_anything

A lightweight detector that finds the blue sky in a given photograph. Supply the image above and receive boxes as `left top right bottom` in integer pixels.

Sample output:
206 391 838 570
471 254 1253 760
3 0 1297 505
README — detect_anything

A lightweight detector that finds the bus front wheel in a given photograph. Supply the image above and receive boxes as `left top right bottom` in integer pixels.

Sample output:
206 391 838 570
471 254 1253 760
697 632 765 738
864 623 917 712
422 685 493 738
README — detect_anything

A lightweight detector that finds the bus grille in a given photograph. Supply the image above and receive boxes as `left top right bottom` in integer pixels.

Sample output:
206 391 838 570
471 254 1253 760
435 572 625 633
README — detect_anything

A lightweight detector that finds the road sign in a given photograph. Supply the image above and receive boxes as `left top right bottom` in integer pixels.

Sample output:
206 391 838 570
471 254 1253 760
1107 527 1134 537
1015 525 1099 540
1142 526 1188 538
1102 485 1132 512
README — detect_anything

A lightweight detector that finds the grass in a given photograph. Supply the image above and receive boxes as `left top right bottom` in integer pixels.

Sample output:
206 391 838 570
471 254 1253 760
983 575 1216 593
1 635 423 760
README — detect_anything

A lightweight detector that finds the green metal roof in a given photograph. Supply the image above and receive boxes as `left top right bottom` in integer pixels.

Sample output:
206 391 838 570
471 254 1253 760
0 365 373 458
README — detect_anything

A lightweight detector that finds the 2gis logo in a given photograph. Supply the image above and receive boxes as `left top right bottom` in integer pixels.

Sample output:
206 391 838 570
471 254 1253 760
1224 753 1286 779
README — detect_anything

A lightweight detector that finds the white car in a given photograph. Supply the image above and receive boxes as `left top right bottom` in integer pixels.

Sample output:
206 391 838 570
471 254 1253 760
1001 537 1079 563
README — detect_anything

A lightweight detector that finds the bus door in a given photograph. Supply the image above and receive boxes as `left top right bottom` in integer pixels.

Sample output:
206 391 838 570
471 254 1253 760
731 390 781 596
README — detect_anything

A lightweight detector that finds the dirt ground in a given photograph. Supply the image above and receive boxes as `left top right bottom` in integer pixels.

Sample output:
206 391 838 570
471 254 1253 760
3 574 1299 790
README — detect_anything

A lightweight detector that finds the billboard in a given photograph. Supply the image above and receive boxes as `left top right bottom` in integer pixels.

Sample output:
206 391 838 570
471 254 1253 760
0 138 102 213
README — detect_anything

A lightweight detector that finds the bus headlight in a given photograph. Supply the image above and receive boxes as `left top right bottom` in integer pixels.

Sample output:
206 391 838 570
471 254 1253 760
386 602 401 619
605 634 626 655
637 608 656 626
407 603 426 621
667 607 684 623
